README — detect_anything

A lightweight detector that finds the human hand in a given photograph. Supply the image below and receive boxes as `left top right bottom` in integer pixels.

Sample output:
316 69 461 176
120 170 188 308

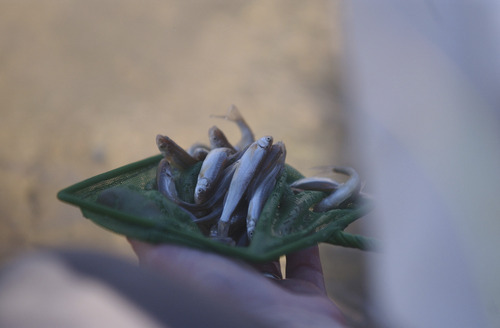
129 239 346 328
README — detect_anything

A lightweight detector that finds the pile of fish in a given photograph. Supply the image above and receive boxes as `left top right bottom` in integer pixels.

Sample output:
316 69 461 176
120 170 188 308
155 105 361 246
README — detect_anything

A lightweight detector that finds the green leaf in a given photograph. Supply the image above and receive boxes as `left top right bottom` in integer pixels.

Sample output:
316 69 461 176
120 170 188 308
58 155 375 263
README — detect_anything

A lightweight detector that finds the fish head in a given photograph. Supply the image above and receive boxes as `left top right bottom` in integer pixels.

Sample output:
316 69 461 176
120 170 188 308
208 126 221 142
257 135 273 149
194 178 210 204
158 158 175 177
277 142 287 163
156 134 172 153
191 147 209 161
208 126 231 148
272 141 286 157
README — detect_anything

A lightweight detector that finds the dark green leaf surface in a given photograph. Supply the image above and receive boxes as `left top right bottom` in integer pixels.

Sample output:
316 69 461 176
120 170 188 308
58 155 375 262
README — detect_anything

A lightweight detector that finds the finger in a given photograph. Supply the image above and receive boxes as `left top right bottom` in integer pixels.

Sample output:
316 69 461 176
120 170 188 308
285 245 326 294
127 239 282 298
127 238 155 262
127 238 215 273
127 238 161 255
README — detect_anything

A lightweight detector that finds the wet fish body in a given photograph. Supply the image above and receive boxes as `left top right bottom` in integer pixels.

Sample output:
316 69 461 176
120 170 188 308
208 126 236 151
247 142 286 196
156 158 180 201
314 166 361 212
156 157 212 214
217 136 273 237
212 105 255 151
194 147 232 204
187 142 210 161
289 177 340 193
156 134 198 170
246 142 286 238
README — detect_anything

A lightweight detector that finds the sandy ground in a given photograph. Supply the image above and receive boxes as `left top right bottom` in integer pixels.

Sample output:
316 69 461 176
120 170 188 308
0 1 374 326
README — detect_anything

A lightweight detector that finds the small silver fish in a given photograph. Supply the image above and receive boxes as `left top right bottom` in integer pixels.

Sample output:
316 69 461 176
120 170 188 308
194 147 232 204
211 105 255 151
203 161 237 204
209 204 247 246
156 134 198 170
159 163 237 229
289 177 340 193
156 158 180 201
191 205 223 228
314 166 361 212
191 148 209 161
208 126 236 151
156 158 211 214
246 142 286 239
247 142 286 196
217 136 273 237
187 142 210 161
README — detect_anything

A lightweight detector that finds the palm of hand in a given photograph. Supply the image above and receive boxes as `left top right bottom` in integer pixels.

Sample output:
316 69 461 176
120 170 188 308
129 240 346 328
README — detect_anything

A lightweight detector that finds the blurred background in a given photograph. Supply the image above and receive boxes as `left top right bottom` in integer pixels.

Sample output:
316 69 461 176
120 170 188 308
0 1 373 326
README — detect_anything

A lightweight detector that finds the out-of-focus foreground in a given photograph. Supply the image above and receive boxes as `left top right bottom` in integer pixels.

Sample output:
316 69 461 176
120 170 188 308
0 1 372 326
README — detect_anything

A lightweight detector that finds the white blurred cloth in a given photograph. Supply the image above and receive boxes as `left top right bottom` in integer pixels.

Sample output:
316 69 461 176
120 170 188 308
342 1 500 327
0 252 164 328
